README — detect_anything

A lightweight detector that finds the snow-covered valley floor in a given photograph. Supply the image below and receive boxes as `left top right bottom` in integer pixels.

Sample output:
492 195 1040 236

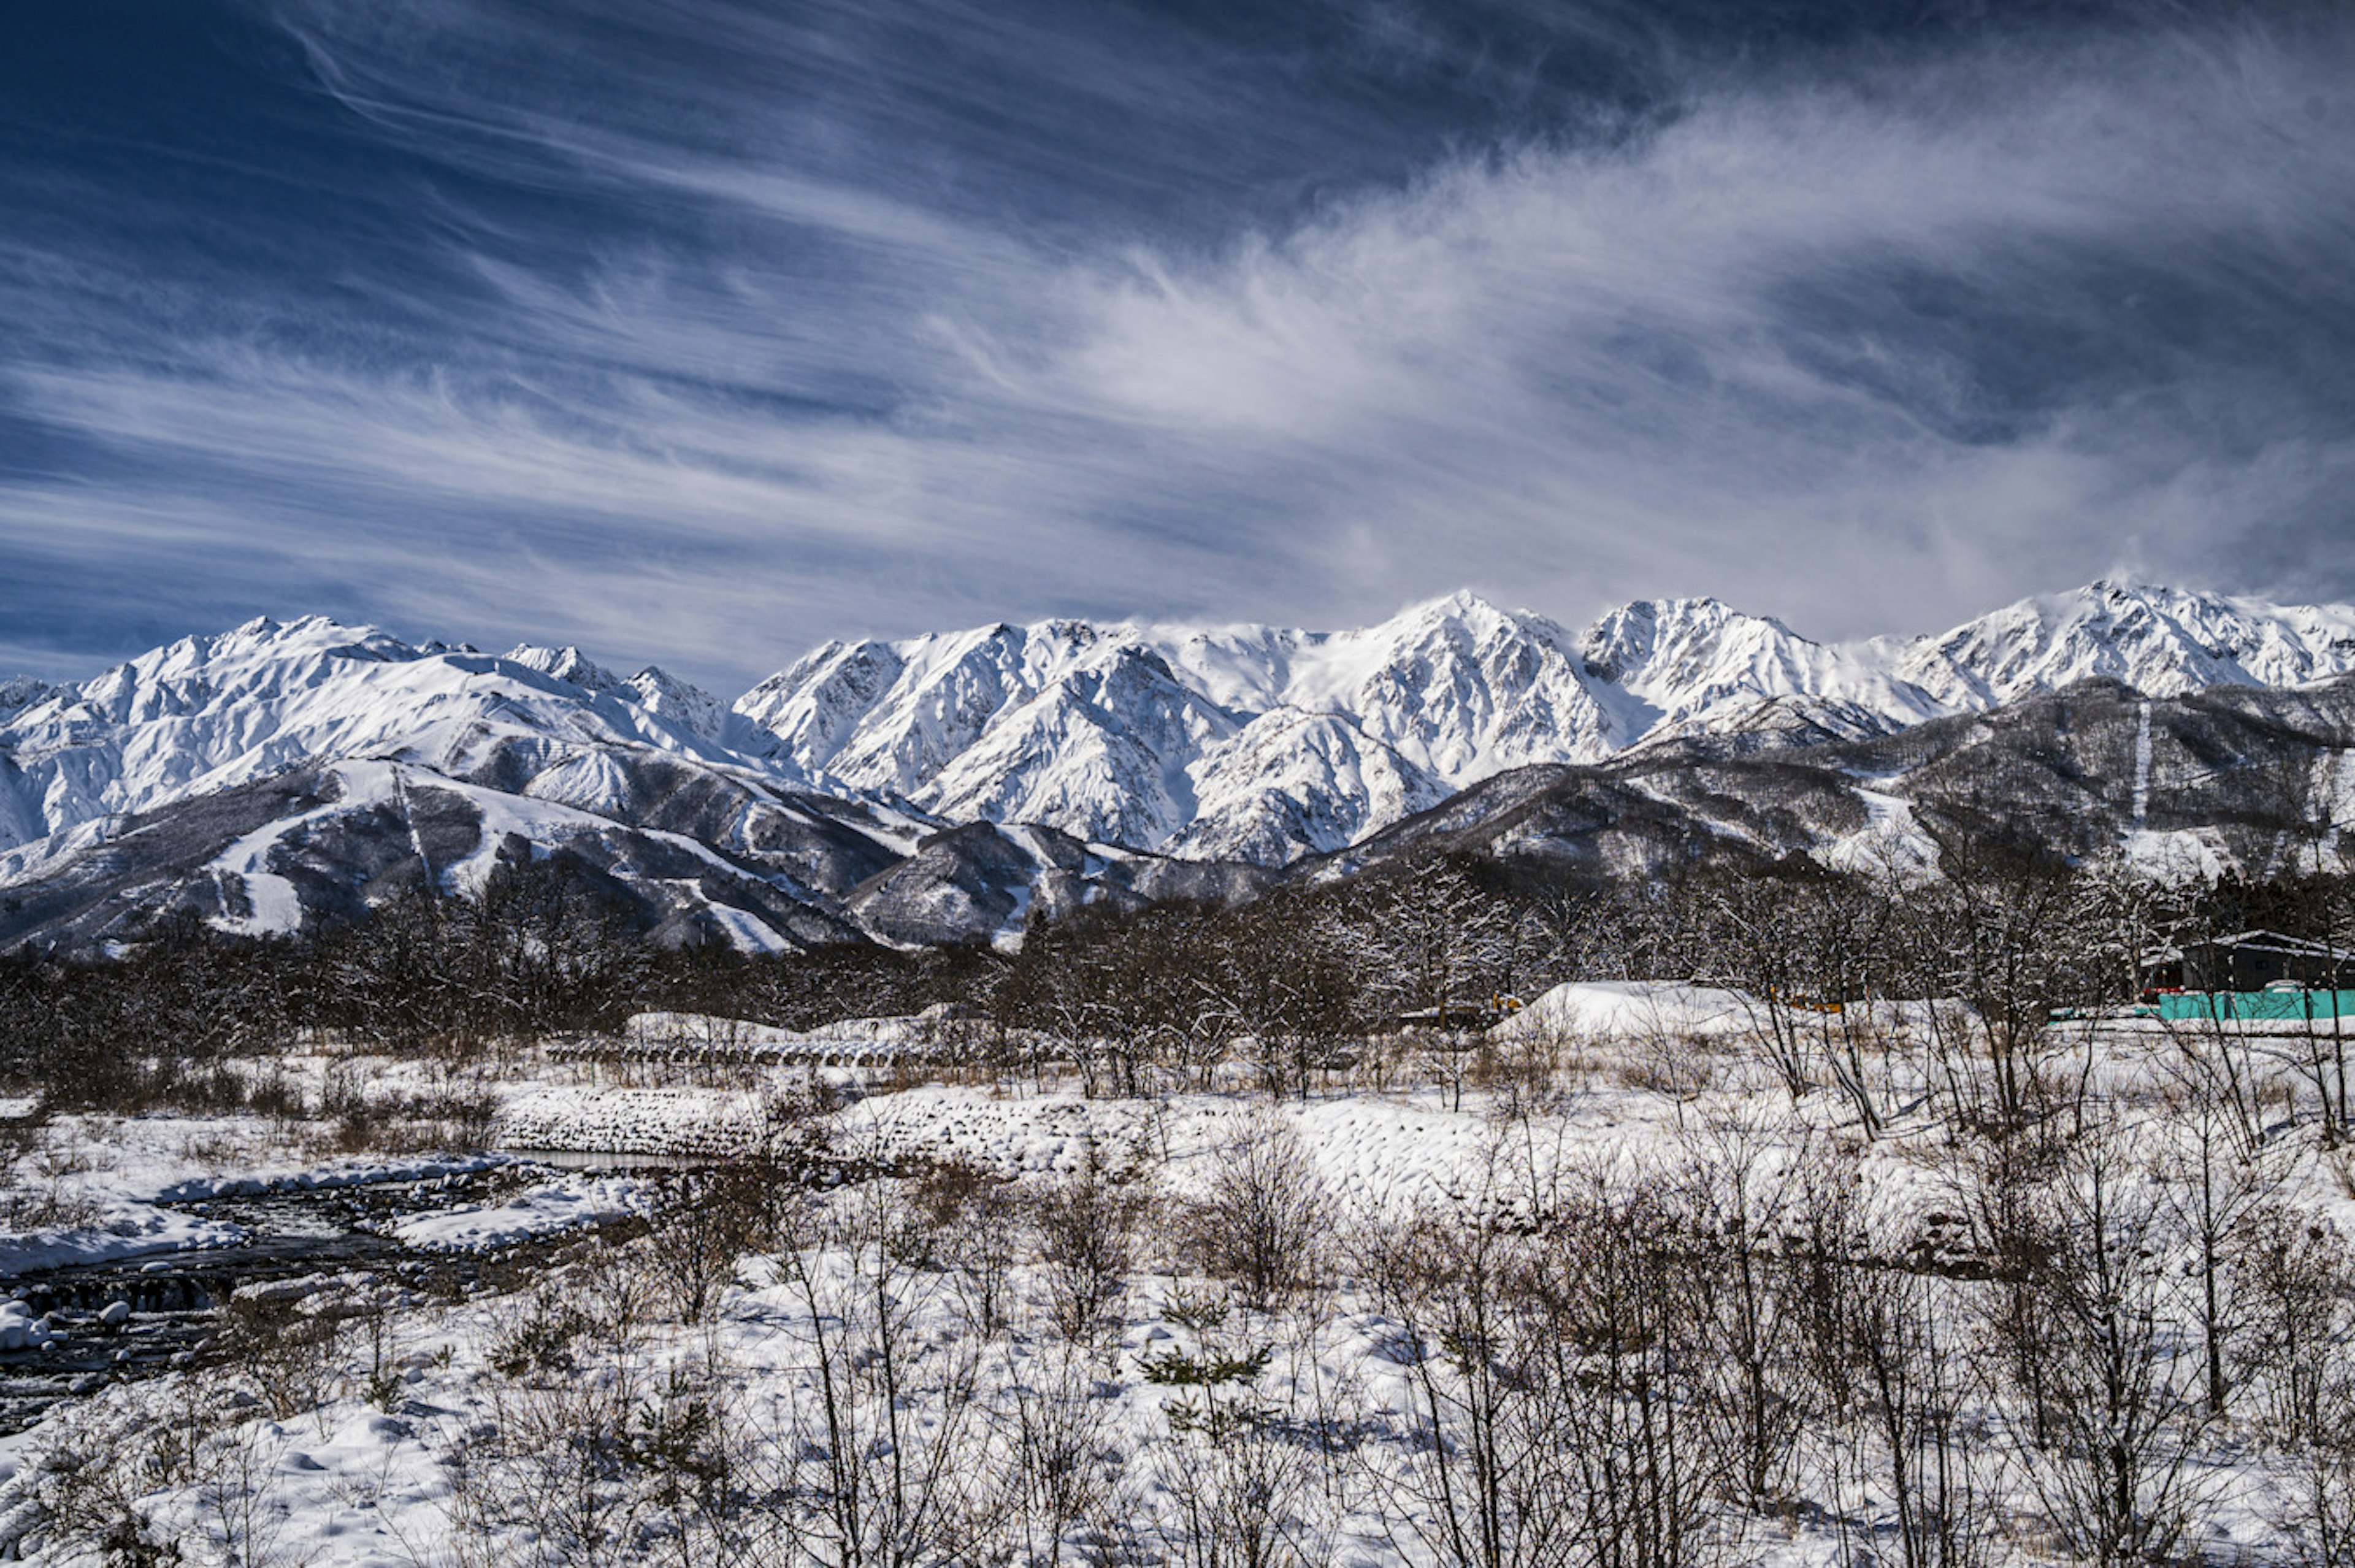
1 998 2352 1566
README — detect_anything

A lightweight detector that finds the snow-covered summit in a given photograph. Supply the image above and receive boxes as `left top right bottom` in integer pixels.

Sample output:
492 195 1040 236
504 642 624 692
726 591 1631 857
508 643 725 742
1580 597 1947 740
0 675 56 716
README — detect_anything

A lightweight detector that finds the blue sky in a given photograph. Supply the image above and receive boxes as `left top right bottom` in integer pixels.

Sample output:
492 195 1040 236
4 0 2351 692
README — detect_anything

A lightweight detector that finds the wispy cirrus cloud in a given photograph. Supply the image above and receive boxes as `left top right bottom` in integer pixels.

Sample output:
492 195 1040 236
0 0 2349 688
1008 23 2355 629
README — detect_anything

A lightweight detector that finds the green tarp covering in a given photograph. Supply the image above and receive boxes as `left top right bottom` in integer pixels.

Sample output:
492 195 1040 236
2156 989 2355 1022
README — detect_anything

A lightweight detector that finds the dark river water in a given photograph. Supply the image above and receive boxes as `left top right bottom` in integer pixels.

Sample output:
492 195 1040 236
0 1166 592 1435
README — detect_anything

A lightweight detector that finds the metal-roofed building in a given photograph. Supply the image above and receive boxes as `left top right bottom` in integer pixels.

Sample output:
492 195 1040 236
2141 929 2355 993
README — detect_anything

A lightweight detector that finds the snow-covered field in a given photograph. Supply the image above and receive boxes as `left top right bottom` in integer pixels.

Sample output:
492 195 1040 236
0 989 2351 1565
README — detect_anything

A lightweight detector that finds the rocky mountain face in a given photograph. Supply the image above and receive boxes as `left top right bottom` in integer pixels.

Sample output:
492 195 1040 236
5 581 2354 953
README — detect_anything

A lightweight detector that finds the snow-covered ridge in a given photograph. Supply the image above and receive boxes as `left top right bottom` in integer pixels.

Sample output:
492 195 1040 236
7 583 2355 878
1884 580 2355 707
0 616 740 859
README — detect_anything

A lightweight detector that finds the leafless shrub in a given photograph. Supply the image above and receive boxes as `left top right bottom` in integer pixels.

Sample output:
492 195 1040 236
2149 1063 2291 1420
1834 1256 2005 1568
1176 1111 1332 1311
768 1174 1001 1567
293 1057 504 1157
445 1358 657 1567
1346 1032 1407 1094
2240 1207 2355 1568
1472 1023 1570 1109
0 1125 109 1231
239 1060 305 1128
1356 1165 1744 1568
1149 1413 1330 1568
2230 1203 2354 1445
444 1305 805 1568
488 1286 599 1380
2280 1361 2355 1568
1529 1168 1734 1568
183 1416 310 1568
405 1084 502 1150
1354 1196 1582 1568
210 1290 349 1422
1031 1141 1149 1346
28 1380 305 1568
1616 1033 1717 1103
1988 1126 2214 1568
1677 1114 1811 1514
23 1393 209 1566
645 1159 786 1321
909 1159 1023 1337
1001 1344 1125 1568
0 1172 105 1231
1130 1284 1328 1568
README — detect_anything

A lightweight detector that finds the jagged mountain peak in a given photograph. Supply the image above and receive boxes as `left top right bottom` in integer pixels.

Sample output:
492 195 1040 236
726 594 1617 854
201 613 412 659
621 666 726 742
1576 596 1938 744
10 615 420 736
1580 595 1790 676
499 643 726 741
0 675 56 716
1343 590 1580 662
0 617 749 864
504 642 624 693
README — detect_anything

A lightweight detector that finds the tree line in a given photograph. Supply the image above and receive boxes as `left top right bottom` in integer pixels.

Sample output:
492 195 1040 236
6 838 2355 1144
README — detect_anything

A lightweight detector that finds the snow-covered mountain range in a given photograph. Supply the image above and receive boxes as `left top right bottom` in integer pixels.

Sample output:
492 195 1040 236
5 579 2354 950
729 577 2355 860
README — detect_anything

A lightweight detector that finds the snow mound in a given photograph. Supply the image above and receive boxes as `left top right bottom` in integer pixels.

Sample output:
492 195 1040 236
1490 981 1764 1044
0 1204 241 1278
837 1086 1590 1219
